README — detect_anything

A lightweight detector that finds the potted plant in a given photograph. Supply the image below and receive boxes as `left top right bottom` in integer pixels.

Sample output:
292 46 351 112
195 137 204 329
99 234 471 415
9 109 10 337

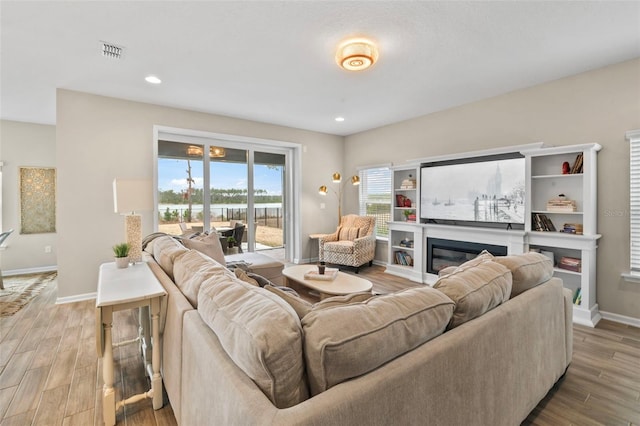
226 236 238 254
113 242 131 269
403 209 414 222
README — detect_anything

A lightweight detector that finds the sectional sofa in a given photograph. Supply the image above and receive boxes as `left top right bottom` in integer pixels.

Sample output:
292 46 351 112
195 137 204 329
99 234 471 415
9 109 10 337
144 235 572 425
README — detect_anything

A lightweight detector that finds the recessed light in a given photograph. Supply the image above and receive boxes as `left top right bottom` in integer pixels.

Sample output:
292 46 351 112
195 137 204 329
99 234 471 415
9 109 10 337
335 117 345 122
145 75 162 84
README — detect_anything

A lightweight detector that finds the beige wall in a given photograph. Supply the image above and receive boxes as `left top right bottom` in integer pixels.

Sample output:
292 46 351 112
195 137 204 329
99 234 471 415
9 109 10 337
56 90 342 299
344 58 640 320
0 120 57 272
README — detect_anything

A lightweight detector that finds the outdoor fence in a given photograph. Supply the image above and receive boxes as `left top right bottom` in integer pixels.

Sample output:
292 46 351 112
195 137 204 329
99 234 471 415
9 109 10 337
160 206 283 229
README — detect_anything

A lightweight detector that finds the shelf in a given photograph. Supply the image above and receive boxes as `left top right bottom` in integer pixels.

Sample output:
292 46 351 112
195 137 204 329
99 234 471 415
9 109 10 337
395 188 416 191
391 245 414 251
553 267 581 276
532 174 582 179
394 207 416 210
532 210 583 215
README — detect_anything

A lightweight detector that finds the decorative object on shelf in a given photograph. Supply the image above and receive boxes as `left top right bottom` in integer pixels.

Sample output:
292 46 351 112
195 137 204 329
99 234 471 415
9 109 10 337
559 256 581 273
396 194 406 207
318 172 360 222
562 161 570 174
112 242 131 269
335 38 378 72
403 197 412 208
561 223 583 235
113 178 153 263
400 174 416 189
399 239 414 248
318 261 326 275
546 195 576 212
304 267 339 281
403 209 416 222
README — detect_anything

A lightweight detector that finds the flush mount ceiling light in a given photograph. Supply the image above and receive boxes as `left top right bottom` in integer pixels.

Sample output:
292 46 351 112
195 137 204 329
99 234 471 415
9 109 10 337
335 116 345 122
145 75 162 84
336 38 378 71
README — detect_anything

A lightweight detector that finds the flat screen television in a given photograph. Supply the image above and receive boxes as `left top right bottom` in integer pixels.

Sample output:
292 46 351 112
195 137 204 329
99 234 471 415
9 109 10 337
420 154 525 226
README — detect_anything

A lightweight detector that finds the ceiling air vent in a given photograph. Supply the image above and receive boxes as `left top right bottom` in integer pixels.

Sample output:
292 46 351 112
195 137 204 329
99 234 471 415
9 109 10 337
100 41 124 59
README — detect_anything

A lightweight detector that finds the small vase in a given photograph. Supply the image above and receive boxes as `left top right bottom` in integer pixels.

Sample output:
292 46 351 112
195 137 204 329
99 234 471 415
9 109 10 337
115 256 130 269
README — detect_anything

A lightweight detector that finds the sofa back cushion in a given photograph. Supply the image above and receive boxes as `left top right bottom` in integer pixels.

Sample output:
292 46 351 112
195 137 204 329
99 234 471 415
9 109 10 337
302 286 454 395
266 286 373 320
197 278 308 408
173 249 231 307
434 259 512 329
152 236 188 280
492 252 554 298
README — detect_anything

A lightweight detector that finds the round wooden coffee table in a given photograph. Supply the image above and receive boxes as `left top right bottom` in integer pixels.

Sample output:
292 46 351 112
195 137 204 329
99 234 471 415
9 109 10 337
282 265 373 300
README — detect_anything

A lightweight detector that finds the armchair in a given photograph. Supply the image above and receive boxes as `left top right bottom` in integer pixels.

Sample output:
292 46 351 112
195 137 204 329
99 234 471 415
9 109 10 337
318 215 376 273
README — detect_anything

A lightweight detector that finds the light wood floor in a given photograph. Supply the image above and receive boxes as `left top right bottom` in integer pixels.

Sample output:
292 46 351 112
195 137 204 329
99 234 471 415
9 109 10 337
1 266 638 425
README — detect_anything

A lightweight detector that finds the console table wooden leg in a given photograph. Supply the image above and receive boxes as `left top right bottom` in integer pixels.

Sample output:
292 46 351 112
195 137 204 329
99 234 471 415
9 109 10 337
102 307 116 426
150 297 163 410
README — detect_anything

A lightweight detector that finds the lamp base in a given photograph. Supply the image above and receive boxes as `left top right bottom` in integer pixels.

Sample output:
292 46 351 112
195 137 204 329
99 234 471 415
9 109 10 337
125 214 142 263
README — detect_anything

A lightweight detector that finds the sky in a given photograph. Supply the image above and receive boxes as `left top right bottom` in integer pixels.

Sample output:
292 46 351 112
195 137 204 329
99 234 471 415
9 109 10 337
158 158 283 195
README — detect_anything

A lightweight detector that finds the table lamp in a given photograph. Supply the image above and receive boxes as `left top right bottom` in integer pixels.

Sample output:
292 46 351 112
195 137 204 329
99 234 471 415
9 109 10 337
113 178 153 263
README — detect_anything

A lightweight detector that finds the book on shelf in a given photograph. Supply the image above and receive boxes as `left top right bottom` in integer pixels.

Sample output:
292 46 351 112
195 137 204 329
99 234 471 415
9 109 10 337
532 213 556 232
570 153 583 174
394 251 413 266
559 256 581 273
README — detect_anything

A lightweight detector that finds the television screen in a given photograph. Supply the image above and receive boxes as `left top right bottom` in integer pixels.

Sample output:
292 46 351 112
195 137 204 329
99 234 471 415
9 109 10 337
420 156 525 224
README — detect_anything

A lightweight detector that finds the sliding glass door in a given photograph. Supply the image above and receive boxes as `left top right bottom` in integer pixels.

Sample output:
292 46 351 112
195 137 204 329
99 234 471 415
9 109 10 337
157 138 288 256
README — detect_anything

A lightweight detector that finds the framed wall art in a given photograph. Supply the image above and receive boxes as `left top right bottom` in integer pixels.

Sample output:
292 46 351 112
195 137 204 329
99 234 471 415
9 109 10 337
19 167 56 234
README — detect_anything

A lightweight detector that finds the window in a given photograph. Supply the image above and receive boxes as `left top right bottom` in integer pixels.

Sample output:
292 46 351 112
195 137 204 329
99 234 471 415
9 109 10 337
358 166 392 238
628 129 640 276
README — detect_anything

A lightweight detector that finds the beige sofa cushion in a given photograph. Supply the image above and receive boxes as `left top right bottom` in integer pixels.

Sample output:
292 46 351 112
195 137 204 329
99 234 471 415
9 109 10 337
152 235 188 280
302 286 454 395
181 233 226 266
434 259 512 329
492 252 554 298
173 249 231 307
197 278 308 408
266 286 373 319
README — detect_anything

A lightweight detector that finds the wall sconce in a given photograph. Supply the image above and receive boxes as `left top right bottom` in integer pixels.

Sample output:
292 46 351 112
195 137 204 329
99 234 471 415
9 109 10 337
113 178 153 263
318 172 360 222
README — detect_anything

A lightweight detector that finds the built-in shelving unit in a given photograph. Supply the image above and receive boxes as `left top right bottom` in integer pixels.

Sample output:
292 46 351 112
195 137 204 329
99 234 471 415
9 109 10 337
384 143 602 327
523 143 601 327
387 165 423 282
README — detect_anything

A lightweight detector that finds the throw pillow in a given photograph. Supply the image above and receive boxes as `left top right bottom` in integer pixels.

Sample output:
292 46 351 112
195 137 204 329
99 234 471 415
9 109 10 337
492 252 554 298
197 279 308 408
302 286 454 395
433 260 512 329
181 232 226 266
265 285 313 318
338 226 360 241
234 268 259 287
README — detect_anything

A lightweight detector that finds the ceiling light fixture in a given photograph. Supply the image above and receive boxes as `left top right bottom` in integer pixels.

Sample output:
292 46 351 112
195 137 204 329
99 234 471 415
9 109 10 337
336 38 378 71
145 75 162 84
335 116 345 122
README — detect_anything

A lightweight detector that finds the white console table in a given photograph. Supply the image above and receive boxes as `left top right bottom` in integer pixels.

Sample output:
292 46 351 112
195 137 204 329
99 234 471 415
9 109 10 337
96 262 166 426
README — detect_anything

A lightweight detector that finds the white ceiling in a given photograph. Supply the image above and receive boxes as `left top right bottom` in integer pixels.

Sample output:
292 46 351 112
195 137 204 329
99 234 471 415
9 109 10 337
1 1 639 136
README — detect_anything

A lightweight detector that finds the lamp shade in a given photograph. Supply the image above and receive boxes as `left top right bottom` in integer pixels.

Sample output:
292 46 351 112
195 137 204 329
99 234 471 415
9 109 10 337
113 179 153 214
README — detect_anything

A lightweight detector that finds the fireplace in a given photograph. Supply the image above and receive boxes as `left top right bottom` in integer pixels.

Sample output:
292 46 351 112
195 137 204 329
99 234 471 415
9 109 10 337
426 238 507 275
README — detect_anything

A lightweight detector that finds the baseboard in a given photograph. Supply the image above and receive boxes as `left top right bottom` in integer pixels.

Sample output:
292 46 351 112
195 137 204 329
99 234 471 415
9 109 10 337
600 310 640 328
56 292 97 305
3 265 58 276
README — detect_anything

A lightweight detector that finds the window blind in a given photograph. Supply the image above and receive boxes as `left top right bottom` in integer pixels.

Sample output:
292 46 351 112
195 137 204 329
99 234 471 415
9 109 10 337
358 166 391 238
629 130 640 272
